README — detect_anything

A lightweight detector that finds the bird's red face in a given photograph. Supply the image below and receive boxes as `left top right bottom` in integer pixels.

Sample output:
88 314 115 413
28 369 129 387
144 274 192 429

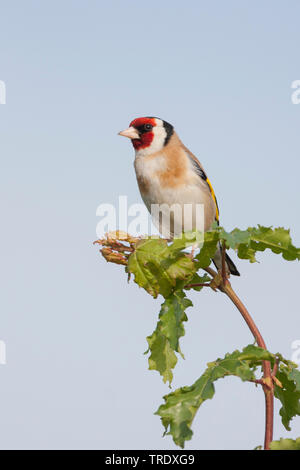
119 116 174 155
119 117 157 150
130 117 157 150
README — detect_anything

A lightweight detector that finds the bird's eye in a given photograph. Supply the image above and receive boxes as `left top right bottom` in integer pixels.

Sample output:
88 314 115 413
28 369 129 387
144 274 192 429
144 123 153 131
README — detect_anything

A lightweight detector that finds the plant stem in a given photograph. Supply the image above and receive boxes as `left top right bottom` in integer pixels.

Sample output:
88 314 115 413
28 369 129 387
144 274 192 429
184 283 211 288
202 265 274 449
221 240 227 285
223 282 274 450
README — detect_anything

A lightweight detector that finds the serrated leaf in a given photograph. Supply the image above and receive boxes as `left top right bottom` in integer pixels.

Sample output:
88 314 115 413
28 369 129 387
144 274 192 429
185 272 211 291
247 226 300 261
127 238 196 298
270 437 300 450
195 231 219 269
146 291 192 384
219 226 300 263
238 344 275 362
169 231 203 252
98 227 299 288
288 368 300 391
219 227 251 249
156 345 274 447
159 291 192 354
147 330 178 385
274 365 300 431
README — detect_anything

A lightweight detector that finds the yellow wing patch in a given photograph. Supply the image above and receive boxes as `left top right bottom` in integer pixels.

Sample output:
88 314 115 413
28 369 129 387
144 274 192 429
206 178 219 221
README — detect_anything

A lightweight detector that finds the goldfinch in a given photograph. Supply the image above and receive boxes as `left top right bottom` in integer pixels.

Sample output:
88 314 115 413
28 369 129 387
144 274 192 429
119 116 240 276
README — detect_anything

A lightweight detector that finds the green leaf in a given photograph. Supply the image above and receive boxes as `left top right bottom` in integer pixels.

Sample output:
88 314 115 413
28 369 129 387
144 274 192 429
288 368 300 391
238 344 275 363
147 330 178 385
156 345 274 447
146 291 192 384
270 437 300 450
159 291 192 354
184 272 211 291
218 226 300 263
169 231 203 252
219 227 251 250
195 231 219 269
274 365 300 431
247 226 300 261
127 238 196 298
100 227 299 293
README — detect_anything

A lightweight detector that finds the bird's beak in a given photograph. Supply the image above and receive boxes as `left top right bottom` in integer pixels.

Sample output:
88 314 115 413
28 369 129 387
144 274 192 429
118 127 140 140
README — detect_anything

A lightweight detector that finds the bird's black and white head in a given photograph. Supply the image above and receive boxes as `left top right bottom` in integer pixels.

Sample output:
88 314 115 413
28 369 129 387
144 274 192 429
119 117 174 156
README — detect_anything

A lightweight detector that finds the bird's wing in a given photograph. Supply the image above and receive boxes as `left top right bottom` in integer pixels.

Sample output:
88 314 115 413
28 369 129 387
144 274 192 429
182 145 220 222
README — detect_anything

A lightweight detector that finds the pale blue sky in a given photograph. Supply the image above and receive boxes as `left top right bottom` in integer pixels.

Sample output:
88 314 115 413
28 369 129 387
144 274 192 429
0 0 299 449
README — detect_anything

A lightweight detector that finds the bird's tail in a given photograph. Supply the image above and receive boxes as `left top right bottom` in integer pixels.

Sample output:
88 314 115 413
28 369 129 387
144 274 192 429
212 244 240 276
224 252 240 276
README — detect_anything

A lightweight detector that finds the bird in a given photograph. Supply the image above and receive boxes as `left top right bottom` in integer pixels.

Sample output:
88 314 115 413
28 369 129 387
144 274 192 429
118 116 240 276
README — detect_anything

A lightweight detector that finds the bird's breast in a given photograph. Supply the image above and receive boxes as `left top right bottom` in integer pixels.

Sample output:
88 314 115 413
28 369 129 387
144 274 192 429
134 149 216 235
135 148 203 197
135 147 188 195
